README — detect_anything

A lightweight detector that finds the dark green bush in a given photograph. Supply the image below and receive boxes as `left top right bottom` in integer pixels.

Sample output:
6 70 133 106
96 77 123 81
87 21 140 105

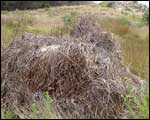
99 2 114 7
1 1 91 10
63 12 77 26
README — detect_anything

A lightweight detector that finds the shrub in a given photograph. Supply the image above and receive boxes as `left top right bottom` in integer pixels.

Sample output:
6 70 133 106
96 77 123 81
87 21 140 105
63 14 75 26
118 17 130 25
143 8 149 22
99 2 114 7
62 12 77 34
122 12 147 27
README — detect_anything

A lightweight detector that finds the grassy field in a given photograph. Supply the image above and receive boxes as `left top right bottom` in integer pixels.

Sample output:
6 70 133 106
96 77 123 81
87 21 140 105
1 4 149 119
1 4 148 80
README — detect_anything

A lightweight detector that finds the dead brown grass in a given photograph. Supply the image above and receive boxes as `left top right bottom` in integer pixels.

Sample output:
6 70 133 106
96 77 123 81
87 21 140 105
1 14 145 119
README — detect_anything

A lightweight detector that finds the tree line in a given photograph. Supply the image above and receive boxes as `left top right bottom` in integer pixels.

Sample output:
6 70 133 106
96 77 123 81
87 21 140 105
1 1 92 10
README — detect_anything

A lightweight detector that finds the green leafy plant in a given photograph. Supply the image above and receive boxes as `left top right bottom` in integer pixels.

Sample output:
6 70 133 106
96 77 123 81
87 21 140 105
63 15 73 26
31 103 38 119
30 92 51 119
43 92 51 119
63 12 76 26
124 82 149 119
62 12 77 35
1 110 18 119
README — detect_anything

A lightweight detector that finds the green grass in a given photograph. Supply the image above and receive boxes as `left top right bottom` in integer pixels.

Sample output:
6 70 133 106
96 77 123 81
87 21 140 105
2 92 52 119
121 11 148 27
124 82 149 119
1 24 15 46
121 30 149 79
63 14 75 26
1 10 34 46
99 1 113 7
31 103 38 119
97 16 149 80
26 25 50 34
1 9 75 43
1 110 18 119
117 17 130 25
31 92 51 119
43 92 51 119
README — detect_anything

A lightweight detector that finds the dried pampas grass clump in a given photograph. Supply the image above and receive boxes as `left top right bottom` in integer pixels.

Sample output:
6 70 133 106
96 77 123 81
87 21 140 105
1 14 145 119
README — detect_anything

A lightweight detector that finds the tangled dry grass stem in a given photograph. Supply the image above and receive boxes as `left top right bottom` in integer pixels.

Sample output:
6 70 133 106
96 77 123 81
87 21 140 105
1 14 145 119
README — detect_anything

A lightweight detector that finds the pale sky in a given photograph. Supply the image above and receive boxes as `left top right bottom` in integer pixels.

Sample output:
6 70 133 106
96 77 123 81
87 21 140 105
94 1 149 7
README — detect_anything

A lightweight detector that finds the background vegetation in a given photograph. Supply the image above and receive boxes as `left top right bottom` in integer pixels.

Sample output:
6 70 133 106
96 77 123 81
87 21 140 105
1 1 92 10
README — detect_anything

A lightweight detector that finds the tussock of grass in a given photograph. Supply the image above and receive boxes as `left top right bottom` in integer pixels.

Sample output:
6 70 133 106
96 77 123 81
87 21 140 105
1 5 149 119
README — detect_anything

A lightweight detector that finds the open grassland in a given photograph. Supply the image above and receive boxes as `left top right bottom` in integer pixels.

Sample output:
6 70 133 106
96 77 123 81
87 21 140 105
1 4 148 80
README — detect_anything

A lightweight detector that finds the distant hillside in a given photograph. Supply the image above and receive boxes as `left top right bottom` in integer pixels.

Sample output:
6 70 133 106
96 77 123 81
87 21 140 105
1 1 92 10
99 1 148 14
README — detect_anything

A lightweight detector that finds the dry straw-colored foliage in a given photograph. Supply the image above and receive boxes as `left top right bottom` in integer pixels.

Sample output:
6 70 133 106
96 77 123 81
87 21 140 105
1 14 145 119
